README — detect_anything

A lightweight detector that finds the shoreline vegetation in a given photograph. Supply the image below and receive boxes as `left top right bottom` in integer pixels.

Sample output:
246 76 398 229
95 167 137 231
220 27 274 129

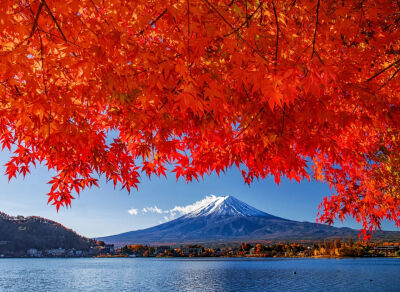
3 239 399 259
108 240 400 259
95 255 400 259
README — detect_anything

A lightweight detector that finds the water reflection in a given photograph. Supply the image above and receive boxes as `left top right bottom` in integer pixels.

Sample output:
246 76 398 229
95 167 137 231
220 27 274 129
0 258 398 291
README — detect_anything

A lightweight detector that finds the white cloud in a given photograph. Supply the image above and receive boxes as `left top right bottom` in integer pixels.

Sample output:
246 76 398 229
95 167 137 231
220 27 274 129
139 194 220 222
169 195 218 217
128 208 138 215
142 206 166 214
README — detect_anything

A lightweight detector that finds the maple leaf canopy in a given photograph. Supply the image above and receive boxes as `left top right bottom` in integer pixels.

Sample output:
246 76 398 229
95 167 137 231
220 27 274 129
1 0 400 238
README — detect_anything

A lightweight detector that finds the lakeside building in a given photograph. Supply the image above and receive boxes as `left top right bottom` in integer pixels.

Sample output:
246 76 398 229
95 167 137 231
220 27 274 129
89 244 115 256
118 239 400 258
26 248 87 257
26 248 86 257
182 247 204 256
75 250 84 257
4 240 400 258
182 246 203 256
27 248 42 257
373 246 399 256
46 248 66 257
103 244 115 254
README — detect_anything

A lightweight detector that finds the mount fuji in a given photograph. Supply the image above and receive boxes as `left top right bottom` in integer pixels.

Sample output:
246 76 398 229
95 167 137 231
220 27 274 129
98 195 400 246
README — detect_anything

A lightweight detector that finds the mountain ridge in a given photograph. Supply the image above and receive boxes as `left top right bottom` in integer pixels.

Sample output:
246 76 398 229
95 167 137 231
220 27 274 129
181 195 283 219
98 195 400 246
0 211 95 256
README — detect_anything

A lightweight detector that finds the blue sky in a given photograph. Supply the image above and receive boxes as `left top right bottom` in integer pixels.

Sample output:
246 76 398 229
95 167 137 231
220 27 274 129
0 150 398 238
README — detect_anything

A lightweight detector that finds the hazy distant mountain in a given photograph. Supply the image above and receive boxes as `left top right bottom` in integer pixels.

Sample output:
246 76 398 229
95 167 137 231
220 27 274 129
98 195 400 246
0 212 94 256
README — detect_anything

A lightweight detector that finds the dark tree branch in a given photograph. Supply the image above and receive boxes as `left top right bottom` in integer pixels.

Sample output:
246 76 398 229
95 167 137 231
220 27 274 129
367 59 400 82
245 0 248 27
75 13 98 38
29 1 44 38
353 0 366 10
387 66 400 82
272 1 279 69
378 66 400 90
150 9 168 28
0 81 8 89
89 0 110 26
201 0 269 65
37 30 51 136
37 27 84 49
0 3 40 57
43 0 67 42
242 83 252 101
14 86 22 96
0 80 21 97
235 105 266 138
314 49 324 65
187 0 191 74
37 30 48 95
137 8 168 36
311 0 320 59
224 3 263 37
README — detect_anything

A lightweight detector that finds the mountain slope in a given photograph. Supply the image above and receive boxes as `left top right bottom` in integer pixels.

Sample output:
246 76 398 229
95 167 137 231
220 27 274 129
0 212 94 256
99 196 400 246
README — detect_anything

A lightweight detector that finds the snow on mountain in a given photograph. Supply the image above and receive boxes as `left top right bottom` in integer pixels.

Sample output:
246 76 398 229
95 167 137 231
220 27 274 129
182 195 269 218
99 195 389 246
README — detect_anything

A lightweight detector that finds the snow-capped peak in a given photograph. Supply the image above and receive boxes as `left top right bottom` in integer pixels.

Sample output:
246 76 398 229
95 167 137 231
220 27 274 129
182 195 269 218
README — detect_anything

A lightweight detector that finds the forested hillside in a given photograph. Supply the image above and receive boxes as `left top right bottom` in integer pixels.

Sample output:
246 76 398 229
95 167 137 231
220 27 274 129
0 212 93 256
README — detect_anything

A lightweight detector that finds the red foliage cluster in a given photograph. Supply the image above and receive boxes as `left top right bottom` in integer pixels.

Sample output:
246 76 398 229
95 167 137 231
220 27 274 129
1 0 400 237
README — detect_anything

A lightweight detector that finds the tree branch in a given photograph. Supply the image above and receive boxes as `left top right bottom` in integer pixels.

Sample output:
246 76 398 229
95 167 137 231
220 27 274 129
201 0 269 65
242 83 252 101
245 0 248 27
43 0 68 42
311 0 320 60
137 8 168 36
187 0 191 74
0 80 22 98
235 105 266 138
272 1 279 69
314 49 324 65
89 0 110 26
224 3 262 37
38 30 48 95
38 30 51 137
378 66 400 90
29 1 44 38
366 59 400 82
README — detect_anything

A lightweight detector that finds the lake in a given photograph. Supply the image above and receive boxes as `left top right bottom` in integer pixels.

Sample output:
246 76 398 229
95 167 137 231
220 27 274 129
0 257 399 291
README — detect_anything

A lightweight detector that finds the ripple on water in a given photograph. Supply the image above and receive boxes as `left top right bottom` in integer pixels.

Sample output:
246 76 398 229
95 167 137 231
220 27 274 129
0 258 399 292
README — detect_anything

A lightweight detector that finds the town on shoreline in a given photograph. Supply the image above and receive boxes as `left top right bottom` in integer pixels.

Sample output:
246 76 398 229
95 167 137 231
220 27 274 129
2 239 399 259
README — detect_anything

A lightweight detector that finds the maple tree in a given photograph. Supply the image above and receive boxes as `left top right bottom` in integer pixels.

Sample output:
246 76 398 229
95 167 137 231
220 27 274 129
1 0 400 238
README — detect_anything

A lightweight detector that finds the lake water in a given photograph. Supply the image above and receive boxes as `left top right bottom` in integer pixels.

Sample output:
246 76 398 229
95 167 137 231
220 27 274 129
0 257 399 291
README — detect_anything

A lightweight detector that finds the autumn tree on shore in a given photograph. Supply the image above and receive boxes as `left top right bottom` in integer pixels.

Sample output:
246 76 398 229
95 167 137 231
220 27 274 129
1 0 400 237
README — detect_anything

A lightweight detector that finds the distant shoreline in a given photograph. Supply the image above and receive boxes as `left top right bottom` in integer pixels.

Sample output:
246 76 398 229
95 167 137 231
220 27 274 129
2 255 399 259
